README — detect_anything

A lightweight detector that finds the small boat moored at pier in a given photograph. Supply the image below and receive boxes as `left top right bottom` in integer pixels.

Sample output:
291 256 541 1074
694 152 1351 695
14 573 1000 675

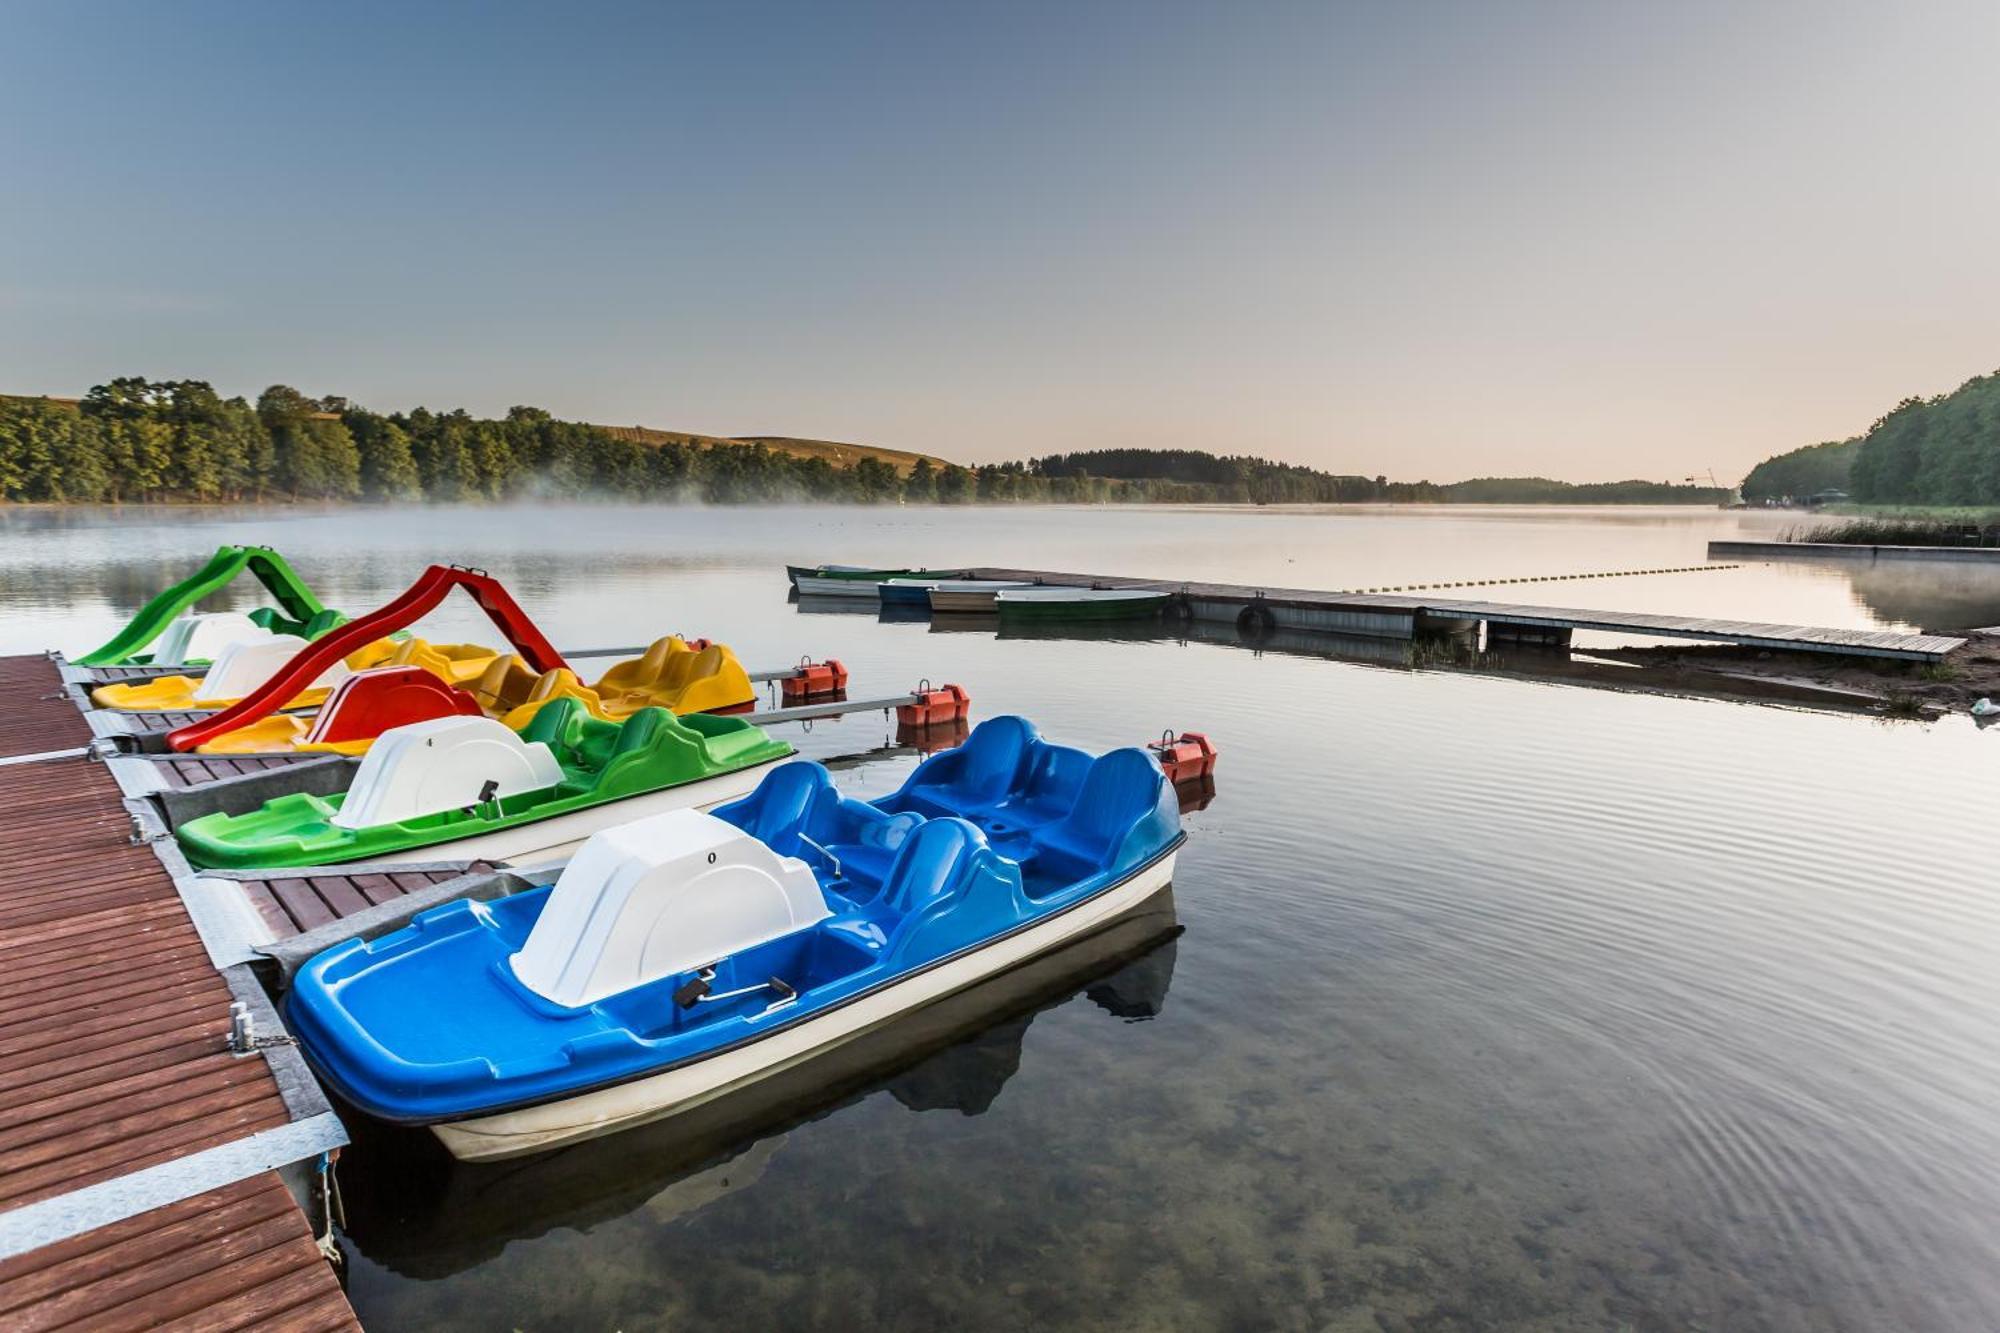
994 587 1171 622
91 631 405 711
792 575 894 600
877 577 946 606
176 697 793 868
787 563 910 585
926 580 1035 614
285 714 1183 1159
790 564 971 593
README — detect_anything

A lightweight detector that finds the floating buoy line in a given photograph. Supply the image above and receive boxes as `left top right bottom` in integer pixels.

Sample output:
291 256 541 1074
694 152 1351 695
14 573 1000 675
1336 564 1741 595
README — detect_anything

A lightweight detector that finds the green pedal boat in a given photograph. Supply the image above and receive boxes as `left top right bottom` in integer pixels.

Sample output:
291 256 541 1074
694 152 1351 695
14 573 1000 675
77 544 334 666
176 697 793 870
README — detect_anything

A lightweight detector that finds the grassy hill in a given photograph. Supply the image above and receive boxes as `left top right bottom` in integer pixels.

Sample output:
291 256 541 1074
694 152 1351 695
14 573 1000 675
596 425 949 477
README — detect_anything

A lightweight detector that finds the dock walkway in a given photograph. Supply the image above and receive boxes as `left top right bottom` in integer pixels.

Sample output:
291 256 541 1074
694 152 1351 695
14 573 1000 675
0 656 357 1329
970 567 1966 662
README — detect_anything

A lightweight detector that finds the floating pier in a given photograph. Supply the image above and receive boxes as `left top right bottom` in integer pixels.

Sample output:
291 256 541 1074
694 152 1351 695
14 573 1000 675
0 656 358 1329
1709 539 2000 564
967 568 1967 662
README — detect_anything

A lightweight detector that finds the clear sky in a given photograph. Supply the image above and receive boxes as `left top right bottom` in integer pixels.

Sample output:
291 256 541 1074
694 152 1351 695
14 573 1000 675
4 0 1997 483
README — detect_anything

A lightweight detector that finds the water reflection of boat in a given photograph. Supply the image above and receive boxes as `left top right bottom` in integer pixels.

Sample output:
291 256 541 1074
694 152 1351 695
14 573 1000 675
929 611 1001 634
993 619 1176 646
791 593 887 616
1174 775 1218 813
876 601 935 625
334 888 1181 1279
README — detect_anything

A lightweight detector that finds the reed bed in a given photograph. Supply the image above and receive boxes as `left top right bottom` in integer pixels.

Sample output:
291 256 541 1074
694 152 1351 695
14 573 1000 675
1786 517 2000 547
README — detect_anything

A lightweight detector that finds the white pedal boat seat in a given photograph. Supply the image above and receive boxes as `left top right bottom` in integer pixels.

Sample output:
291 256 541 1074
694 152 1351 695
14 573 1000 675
333 715 565 830
511 808 831 1008
193 628 352 704
152 611 265 667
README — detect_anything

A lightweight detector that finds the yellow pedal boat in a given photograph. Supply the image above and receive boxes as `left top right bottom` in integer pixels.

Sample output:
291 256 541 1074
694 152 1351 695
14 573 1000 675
194 636 755 755
190 639 510 752
92 634 406 712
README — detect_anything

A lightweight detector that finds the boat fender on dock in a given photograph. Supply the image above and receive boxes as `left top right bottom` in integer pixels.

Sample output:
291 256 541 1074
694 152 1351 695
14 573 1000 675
779 657 849 703
896 681 971 727
1148 730 1219 783
1236 600 1277 637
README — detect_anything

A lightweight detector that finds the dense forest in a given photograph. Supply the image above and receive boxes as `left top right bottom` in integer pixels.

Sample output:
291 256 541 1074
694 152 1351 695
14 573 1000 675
0 379 1727 506
1845 372 2000 505
1739 438 1860 502
1433 477 1730 504
1740 370 2000 506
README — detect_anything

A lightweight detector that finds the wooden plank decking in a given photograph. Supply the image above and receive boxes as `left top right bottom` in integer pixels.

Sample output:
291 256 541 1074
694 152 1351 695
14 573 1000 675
143 754 331 791
0 657 92 759
235 863 497 938
0 656 356 1328
0 1173 356 1331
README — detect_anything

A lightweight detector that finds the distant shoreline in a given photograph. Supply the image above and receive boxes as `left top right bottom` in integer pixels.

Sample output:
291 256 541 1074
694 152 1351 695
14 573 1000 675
0 495 1739 511
2 384 1732 508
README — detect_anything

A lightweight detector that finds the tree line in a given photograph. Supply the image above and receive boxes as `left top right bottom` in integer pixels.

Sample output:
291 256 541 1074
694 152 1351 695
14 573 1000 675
1844 371 2000 505
1739 438 1859 503
1740 369 2000 506
0 378 1728 506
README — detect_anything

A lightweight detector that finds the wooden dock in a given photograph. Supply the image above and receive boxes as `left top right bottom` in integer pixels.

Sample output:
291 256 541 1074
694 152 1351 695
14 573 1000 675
969 567 1967 662
0 656 358 1329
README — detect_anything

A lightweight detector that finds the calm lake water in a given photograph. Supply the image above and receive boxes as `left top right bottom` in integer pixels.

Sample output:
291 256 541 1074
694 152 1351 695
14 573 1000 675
14 503 2000 1330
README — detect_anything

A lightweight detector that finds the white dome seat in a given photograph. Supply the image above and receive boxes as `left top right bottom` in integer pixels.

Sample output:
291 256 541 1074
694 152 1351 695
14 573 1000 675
510 808 831 1008
333 715 565 831
153 611 265 666
193 630 351 704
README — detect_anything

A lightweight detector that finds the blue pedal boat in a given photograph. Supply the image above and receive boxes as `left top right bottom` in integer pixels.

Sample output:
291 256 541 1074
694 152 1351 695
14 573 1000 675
286 716 1184 1160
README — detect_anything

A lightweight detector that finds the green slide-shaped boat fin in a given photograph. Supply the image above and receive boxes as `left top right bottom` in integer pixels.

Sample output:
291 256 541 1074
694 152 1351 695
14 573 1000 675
175 698 795 869
78 545 330 666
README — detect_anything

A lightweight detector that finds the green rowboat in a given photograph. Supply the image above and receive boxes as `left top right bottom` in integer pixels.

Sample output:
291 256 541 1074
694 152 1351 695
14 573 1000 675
993 588 1172 623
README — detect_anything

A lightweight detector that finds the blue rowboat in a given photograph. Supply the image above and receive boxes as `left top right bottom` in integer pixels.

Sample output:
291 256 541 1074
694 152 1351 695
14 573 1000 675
286 715 1185 1159
877 578 944 607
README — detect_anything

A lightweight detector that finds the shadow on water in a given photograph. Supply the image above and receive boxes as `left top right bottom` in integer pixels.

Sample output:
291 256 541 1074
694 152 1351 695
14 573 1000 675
337 888 1182 1283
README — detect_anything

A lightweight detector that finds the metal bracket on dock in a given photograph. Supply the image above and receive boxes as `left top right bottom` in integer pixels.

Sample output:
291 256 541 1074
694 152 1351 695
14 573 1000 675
227 1000 298 1057
126 813 171 845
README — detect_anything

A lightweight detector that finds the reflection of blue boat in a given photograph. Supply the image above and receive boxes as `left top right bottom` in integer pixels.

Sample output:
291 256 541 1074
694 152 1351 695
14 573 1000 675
288 716 1185 1160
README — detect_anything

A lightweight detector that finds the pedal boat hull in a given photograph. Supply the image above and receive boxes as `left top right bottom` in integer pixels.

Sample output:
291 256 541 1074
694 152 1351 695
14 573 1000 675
432 844 1177 1159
